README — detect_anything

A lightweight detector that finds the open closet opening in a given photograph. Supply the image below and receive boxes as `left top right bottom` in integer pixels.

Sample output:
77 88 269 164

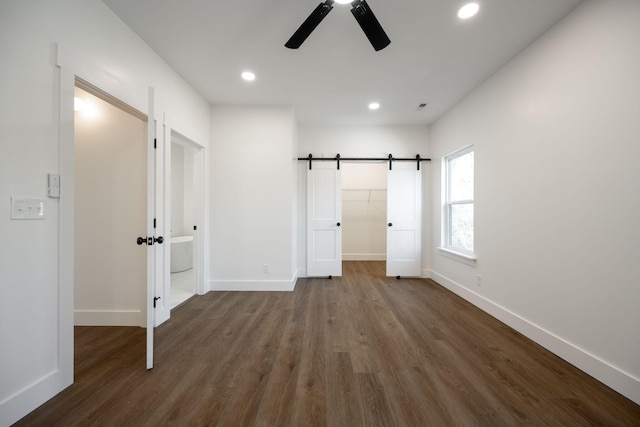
305 154 425 279
341 162 388 263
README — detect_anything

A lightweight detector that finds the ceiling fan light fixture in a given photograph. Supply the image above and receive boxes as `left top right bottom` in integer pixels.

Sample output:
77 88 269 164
241 71 256 81
285 0 389 51
458 2 480 19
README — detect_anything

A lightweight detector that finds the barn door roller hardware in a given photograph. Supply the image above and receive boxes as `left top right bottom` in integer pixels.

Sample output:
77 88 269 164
298 153 431 170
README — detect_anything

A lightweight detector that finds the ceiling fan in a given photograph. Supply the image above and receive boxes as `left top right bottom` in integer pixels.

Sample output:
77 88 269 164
285 0 391 51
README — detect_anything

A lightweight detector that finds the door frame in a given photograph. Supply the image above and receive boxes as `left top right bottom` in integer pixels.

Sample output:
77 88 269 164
59 69 160 370
155 121 206 326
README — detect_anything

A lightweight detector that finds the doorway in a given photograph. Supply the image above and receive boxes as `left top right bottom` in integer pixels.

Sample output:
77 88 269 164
306 158 422 278
169 137 197 308
73 84 148 327
342 162 388 262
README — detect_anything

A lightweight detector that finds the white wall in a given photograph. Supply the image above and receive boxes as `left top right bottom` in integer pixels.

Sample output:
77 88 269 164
171 143 186 237
171 141 197 239
171 142 196 238
429 0 640 404
0 0 210 424
182 146 195 236
297 124 430 276
210 106 297 290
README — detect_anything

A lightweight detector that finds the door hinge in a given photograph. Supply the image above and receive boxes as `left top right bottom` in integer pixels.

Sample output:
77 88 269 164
154 138 157 149
193 225 197 231
153 296 161 308
153 218 156 229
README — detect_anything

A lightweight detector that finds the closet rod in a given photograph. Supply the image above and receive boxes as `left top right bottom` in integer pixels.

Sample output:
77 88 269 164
298 153 431 170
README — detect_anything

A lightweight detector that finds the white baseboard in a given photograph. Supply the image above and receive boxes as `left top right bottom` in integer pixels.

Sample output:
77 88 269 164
74 310 143 327
0 368 72 426
209 275 297 292
342 253 386 261
429 270 640 405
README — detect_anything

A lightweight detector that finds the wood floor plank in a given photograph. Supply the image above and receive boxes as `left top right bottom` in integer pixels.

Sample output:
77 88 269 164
291 281 328 426
253 282 310 427
216 299 291 426
324 351 364 427
355 373 397 427
13 261 640 427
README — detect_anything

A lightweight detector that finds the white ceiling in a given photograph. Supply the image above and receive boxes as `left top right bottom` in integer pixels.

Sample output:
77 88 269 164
103 0 583 126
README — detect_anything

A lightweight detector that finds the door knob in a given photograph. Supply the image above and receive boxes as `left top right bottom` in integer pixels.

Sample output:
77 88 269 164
137 236 164 245
337 222 341 227
388 223 393 227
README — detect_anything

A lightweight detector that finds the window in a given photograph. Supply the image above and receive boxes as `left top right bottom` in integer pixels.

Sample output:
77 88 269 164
444 146 474 256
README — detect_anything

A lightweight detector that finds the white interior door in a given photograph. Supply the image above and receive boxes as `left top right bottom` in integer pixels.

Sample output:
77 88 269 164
307 164 342 277
153 120 170 327
386 165 422 277
146 88 157 370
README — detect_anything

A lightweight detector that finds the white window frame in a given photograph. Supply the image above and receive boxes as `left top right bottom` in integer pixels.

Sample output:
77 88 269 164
442 145 475 260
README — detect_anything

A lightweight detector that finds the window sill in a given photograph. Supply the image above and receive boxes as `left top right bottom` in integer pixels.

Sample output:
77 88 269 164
437 247 477 266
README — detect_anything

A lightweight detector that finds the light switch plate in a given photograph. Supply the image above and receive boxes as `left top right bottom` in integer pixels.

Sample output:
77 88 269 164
48 173 60 198
11 197 46 220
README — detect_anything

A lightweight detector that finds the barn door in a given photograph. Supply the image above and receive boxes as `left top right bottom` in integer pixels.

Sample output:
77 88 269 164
386 165 422 277
307 164 342 277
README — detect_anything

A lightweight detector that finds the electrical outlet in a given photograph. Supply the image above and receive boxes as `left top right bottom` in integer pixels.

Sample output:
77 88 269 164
11 197 45 220
476 275 482 287
263 263 270 273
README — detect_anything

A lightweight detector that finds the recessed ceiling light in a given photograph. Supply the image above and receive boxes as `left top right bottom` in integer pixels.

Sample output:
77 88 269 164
368 102 380 110
241 71 256 81
334 0 353 4
458 2 480 19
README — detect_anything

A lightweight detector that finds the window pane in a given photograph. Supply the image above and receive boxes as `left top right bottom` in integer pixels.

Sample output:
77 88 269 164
450 203 474 252
450 151 474 201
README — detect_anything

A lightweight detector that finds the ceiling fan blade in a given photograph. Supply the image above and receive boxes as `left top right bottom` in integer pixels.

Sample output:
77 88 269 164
350 0 390 51
285 0 335 49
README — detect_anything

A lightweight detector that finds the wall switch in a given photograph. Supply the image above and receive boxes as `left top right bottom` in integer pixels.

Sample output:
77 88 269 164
48 173 60 198
263 264 270 273
11 197 46 220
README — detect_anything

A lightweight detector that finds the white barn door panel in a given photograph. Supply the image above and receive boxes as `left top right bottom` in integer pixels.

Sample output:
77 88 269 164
307 166 342 277
386 166 422 277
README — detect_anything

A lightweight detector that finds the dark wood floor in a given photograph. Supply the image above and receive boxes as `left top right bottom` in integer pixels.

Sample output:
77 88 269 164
15 262 640 426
